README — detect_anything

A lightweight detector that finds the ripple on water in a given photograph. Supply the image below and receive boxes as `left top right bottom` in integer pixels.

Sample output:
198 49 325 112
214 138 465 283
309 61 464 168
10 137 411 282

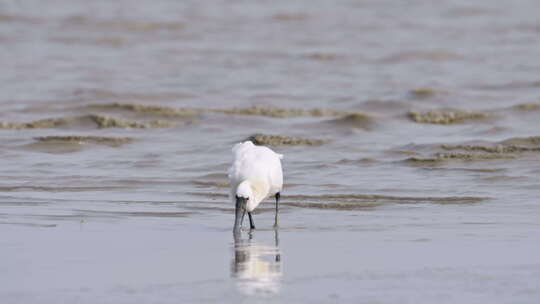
21 136 137 153
401 136 540 164
87 103 201 118
185 191 489 210
408 108 492 124
61 15 185 33
0 185 131 192
86 103 370 119
35 136 135 145
0 222 57 228
0 114 181 129
73 210 196 218
379 50 463 63
323 112 376 132
512 103 540 111
247 134 330 146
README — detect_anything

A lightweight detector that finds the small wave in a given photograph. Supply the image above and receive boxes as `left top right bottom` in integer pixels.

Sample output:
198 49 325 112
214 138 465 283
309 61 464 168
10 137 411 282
88 103 200 118
406 152 517 162
359 99 408 112
0 117 69 129
88 103 367 119
247 134 330 146
0 114 179 129
500 136 540 147
408 108 491 124
421 167 507 173
337 158 378 165
438 137 540 154
445 7 498 17
408 88 449 98
74 210 195 218
51 36 126 47
0 222 57 228
400 136 540 164
187 192 488 205
327 112 375 129
441 143 540 153
192 181 230 188
34 136 135 146
212 105 357 118
474 80 540 90
303 52 340 61
379 50 462 63
0 14 41 24
285 193 488 203
62 15 185 32
74 89 194 101
512 103 540 111
284 201 383 210
480 175 530 183
0 185 130 192
89 114 179 128
272 13 309 21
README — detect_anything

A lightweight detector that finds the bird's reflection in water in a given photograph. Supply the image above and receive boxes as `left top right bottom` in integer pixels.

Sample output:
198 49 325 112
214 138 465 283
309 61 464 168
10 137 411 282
231 230 282 295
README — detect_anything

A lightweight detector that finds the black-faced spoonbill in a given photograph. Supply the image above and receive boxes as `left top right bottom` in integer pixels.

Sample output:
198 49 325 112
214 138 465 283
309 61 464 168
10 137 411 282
229 141 283 231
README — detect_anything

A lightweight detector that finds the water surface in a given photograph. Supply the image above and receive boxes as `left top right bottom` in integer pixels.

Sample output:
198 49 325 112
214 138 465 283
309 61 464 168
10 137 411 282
1 0 540 303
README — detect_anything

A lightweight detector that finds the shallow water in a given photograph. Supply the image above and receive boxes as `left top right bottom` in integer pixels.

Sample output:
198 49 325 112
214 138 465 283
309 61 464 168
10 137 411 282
1 0 540 303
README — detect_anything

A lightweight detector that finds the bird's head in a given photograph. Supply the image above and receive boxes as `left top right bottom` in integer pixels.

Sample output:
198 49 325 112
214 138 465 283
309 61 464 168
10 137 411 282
234 181 253 231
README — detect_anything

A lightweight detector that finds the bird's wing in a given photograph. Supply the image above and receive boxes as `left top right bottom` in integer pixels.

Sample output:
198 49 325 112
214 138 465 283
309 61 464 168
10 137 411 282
228 141 283 196
228 142 255 199
229 141 262 182
259 146 283 196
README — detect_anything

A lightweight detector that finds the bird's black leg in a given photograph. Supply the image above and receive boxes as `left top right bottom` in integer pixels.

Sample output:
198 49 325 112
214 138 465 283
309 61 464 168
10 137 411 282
275 229 281 262
274 192 280 228
248 212 255 230
241 209 246 228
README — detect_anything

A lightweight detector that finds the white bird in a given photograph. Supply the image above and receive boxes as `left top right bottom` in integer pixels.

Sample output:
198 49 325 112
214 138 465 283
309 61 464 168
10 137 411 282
228 141 283 231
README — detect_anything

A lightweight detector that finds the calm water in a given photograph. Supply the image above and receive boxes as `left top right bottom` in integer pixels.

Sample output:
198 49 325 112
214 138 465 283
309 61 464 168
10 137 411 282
1 0 540 303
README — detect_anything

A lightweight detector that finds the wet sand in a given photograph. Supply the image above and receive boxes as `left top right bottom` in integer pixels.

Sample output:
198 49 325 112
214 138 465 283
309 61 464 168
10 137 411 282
1 0 540 303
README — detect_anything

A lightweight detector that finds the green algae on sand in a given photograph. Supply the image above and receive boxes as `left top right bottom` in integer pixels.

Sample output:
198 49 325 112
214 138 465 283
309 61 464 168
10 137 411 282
247 134 330 146
408 108 490 124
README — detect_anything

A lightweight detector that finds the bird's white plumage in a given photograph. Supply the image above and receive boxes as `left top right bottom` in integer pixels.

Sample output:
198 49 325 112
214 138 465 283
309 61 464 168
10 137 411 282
228 141 283 212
